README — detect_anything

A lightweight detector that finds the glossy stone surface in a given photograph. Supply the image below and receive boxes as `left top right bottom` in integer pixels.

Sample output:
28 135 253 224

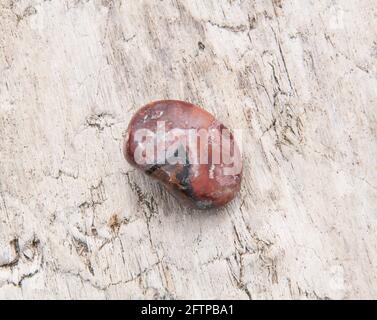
123 100 242 209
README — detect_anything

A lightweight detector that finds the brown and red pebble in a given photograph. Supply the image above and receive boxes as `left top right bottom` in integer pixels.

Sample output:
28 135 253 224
123 100 242 209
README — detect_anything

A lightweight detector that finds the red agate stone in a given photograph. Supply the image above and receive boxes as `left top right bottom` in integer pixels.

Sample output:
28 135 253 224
123 100 242 209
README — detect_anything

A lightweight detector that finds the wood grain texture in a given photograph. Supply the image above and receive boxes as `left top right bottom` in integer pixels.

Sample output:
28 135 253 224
0 0 376 299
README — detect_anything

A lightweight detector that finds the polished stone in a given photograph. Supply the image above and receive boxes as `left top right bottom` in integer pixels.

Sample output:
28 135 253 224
123 100 242 209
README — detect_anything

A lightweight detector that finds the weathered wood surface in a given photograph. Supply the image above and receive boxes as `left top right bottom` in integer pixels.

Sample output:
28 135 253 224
0 0 376 299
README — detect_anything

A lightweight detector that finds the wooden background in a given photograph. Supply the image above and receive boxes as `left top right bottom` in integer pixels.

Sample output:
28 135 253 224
0 0 376 299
